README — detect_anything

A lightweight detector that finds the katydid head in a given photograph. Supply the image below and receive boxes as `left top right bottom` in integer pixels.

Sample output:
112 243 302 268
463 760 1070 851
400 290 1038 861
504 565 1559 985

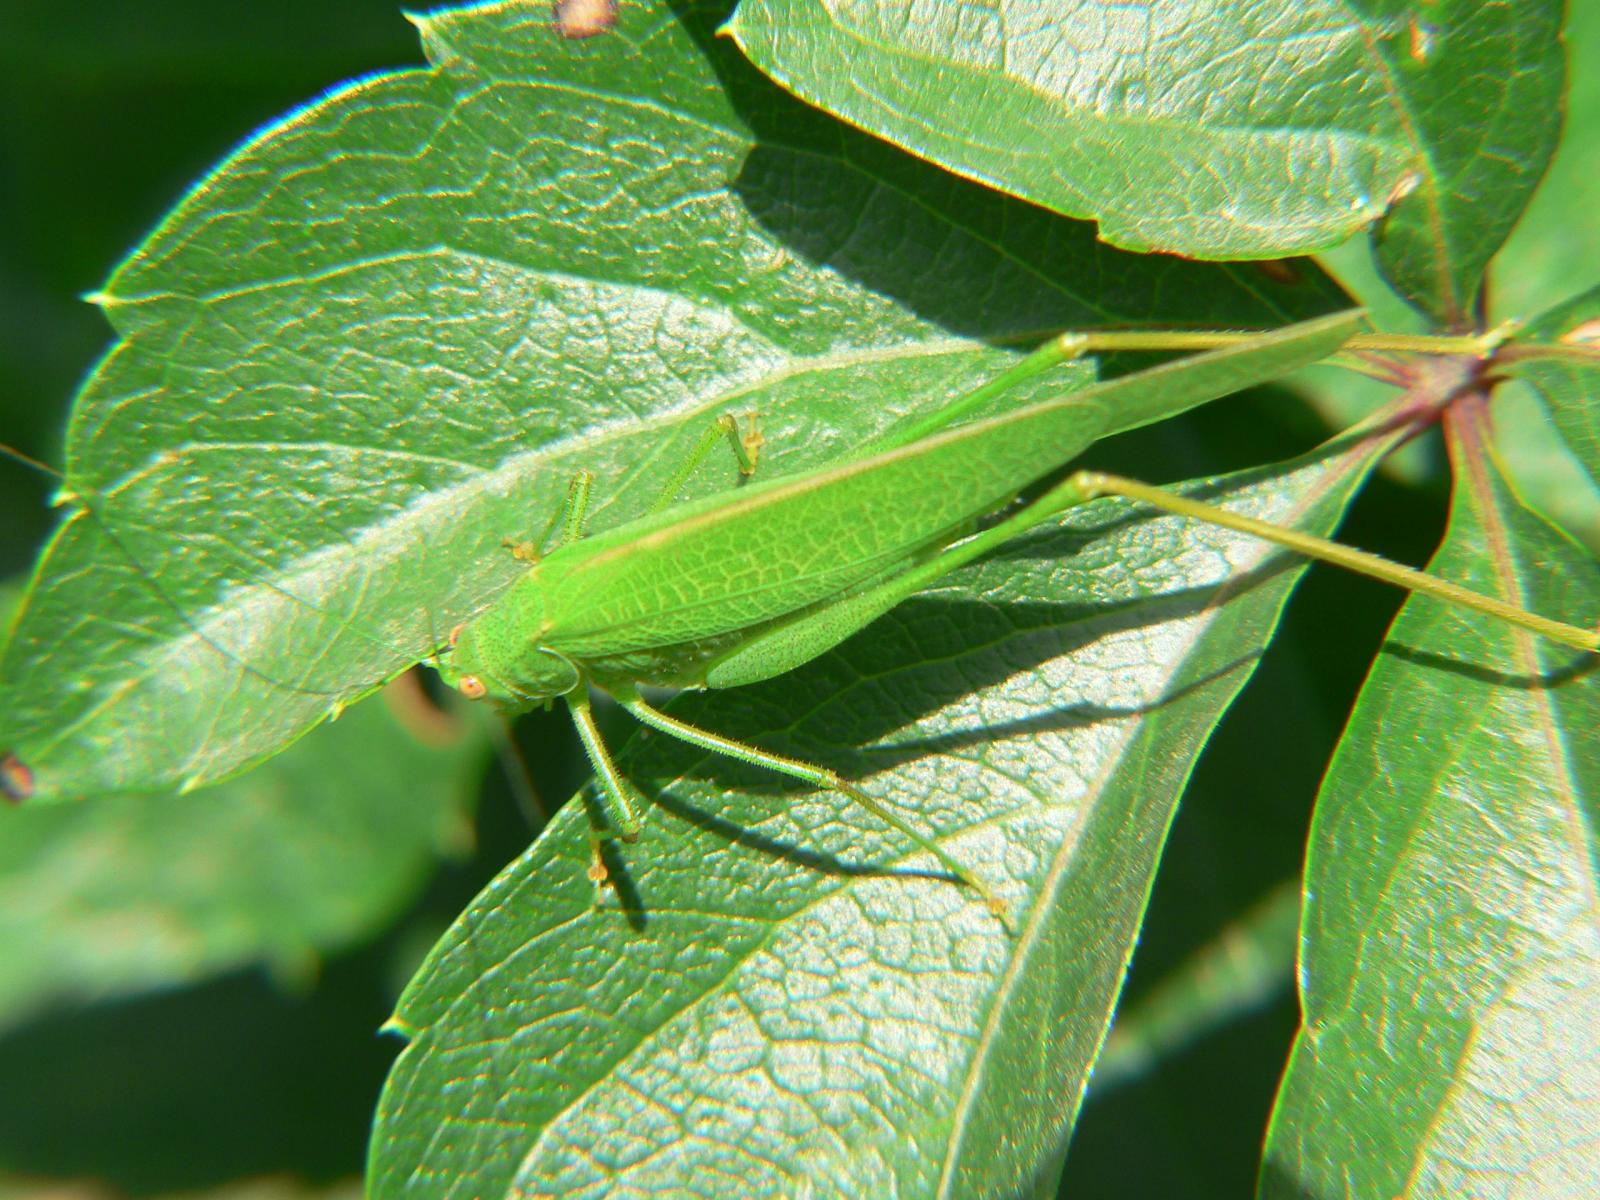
436 607 579 712
435 619 511 707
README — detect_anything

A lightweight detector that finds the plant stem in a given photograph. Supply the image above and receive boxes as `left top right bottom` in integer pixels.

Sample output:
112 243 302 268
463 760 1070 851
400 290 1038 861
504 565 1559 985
1059 326 1514 360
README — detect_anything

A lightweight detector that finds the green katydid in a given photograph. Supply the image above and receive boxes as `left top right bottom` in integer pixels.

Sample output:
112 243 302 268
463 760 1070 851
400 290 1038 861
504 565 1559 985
429 310 1600 918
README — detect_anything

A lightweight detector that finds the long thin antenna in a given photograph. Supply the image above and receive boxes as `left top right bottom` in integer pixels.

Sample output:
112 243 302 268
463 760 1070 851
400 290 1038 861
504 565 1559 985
0 442 64 480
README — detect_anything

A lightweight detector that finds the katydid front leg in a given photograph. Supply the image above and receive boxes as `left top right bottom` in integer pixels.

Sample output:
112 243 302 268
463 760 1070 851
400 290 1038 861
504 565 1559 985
564 683 645 894
646 411 760 516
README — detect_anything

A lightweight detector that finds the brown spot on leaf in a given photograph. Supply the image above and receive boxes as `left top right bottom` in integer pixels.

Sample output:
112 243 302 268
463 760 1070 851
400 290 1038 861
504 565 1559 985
554 0 617 39
1255 259 1302 286
1 751 35 803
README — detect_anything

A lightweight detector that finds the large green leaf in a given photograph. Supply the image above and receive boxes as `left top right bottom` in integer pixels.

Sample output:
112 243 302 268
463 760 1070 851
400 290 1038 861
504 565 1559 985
1367 0 1565 322
1491 0 1600 318
729 0 1559 277
727 0 1563 321
0 677 486 1033
1262 402 1600 1198
0 0 1347 805
371 431 1395 1200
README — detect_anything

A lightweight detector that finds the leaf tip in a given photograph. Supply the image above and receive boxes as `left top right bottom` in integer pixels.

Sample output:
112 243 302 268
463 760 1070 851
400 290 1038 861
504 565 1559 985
402 8 454 67
380 1015 420 1040
81 289 118 309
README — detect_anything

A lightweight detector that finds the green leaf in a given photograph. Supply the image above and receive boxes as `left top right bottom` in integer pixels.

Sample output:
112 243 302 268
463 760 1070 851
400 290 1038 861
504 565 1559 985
1489 0 1600 318
0 676 485 1032
1262 405 1600 1198
724 0 1413 260
1368 0 1565 322
0 0 1347 805
727 0 1564 321
1503 284 1600 488
372 434 1393 1200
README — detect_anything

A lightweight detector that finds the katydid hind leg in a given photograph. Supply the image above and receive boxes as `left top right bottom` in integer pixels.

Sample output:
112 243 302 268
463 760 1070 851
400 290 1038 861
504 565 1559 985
966 464 1599 652
608 683 1008 920
702 540 959 689
707 460 1600 670
1067 472 1600 653
702 483 1100 691
703 578 923 689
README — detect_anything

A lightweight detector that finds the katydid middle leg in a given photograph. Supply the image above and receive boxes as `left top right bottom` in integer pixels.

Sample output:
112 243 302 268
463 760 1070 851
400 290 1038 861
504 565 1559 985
608 682 1008 918
545 418 764 895
565 682 646 894
503 409 754 566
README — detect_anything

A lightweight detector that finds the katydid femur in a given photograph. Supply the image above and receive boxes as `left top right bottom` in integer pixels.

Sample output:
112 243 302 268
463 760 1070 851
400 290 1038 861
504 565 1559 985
434 312 1598 918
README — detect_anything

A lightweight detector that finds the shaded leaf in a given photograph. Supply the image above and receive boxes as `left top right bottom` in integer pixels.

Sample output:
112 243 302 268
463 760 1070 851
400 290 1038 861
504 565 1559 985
0 675 486 1032
1262 401 1600 1199
0 1175 360 1200
727 0 1564 321
372 430 1395 1200
0 1 422 584
0 0 1347 804
1490 0 1600 318
1368 0 1564 321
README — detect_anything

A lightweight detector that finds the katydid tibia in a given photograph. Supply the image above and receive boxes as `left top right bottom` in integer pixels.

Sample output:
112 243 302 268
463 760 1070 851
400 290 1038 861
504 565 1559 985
433 310 1599 919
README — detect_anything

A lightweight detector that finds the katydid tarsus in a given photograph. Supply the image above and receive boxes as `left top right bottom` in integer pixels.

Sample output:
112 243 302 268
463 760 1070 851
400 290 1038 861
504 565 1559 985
428 310 1600 919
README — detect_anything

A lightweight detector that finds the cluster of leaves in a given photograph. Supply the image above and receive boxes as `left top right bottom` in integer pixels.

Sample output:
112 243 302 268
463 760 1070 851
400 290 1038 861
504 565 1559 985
1 1 1597 1198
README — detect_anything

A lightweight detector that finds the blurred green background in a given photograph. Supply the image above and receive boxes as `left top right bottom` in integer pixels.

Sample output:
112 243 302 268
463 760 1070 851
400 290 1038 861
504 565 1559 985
0 3 1594 1199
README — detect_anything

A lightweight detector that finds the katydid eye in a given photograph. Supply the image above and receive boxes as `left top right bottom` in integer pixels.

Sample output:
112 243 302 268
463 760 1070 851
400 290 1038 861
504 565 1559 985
458 675 487 700
447 623 465 648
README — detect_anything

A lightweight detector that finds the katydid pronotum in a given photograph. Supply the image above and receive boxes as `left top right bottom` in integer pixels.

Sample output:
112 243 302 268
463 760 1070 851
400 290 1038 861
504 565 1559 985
429 311 1600 919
